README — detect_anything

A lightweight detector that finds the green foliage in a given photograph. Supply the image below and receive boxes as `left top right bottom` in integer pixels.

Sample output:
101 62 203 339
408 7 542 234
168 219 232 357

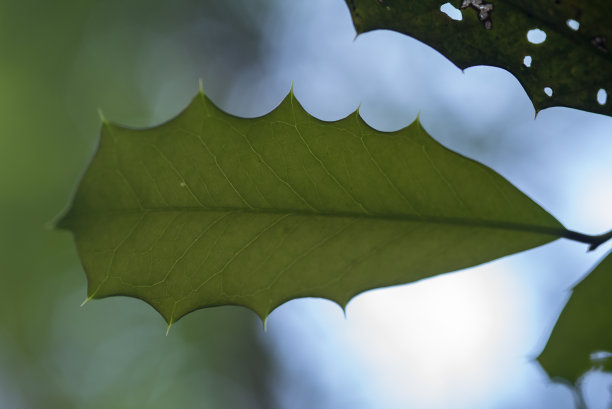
58 89 568 324
539 251 612 383
345 0 612 116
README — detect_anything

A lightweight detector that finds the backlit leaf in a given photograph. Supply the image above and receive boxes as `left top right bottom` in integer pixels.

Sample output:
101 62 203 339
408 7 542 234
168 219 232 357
58 90 567 324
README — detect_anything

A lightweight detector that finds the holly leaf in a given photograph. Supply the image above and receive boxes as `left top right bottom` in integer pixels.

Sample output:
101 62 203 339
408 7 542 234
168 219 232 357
539 251 612 383
345 0 612 117
58 90 567 325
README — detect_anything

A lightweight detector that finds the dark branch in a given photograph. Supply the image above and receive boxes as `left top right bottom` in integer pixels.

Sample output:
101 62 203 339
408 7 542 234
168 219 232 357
562 228 612 251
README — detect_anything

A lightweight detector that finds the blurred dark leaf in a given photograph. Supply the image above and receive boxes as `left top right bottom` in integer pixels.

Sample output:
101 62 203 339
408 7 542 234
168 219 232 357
345 0 612 116
59 89 564 324
539 250 612 383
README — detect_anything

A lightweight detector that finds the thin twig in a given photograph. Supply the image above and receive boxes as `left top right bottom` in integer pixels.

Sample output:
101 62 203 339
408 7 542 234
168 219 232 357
562 228 612 251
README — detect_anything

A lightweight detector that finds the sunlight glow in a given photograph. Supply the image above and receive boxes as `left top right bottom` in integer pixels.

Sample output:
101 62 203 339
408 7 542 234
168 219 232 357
345 265 527 408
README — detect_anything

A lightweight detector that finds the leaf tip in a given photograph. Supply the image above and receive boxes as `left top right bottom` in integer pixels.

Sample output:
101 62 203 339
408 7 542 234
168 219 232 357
262 316 268 333
198 78 205 95
43 218 58 231
289 82 295 98
97 107 109 125
80 295 93 307
251 307 270 331
336 298 351 319
52 208 74 231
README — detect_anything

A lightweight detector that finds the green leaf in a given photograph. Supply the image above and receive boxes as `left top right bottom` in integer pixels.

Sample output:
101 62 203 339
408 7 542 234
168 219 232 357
539 251 612 383
344 0 612 117
58 89 566 325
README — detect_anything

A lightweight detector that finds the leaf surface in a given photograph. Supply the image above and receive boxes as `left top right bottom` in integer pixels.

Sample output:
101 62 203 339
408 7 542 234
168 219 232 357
345 0 612 116
58 90 565 324
539 251 612 383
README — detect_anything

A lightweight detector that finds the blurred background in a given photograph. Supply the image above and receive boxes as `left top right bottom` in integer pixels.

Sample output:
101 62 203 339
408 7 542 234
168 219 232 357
1 0 612 408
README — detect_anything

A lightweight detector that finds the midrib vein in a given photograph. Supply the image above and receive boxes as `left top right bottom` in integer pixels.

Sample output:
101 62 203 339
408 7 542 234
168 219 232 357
70 204 566 239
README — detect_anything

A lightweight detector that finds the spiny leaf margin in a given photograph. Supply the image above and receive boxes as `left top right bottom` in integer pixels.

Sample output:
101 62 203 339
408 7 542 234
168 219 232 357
58 88 567 325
